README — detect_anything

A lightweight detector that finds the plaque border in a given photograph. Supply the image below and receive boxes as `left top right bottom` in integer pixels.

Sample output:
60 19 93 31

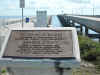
0 27 80 62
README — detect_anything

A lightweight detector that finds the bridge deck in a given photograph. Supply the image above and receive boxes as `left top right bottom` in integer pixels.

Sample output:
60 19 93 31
68 15 100 33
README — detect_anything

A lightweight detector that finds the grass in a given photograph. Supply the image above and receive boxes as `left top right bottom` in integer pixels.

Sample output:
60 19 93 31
78 35 100 62
1 69 6 74
73 35 100 75
72 67 100 75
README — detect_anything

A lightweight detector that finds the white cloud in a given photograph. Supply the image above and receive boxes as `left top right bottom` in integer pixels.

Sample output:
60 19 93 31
90 0 100 8
0 0 100 15
68 0 90 3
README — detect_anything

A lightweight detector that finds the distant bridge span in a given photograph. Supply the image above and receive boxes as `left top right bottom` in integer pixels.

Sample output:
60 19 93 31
57 15 100 42
66 15 100 33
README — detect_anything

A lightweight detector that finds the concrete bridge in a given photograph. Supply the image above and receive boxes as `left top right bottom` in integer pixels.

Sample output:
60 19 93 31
58 15 100 42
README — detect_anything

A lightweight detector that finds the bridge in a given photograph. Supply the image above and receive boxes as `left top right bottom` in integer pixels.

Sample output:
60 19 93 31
57 15 100 42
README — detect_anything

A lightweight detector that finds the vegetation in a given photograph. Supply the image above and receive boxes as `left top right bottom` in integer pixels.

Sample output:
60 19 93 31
78 35 100 64
1 69 6 74
71 35 100 75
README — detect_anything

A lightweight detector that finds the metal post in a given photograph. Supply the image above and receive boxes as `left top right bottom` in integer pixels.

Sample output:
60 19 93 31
93 0 95 16
93 8 94 16
22 8 24 28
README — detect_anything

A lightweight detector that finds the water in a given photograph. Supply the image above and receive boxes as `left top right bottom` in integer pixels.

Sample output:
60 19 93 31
75 23 99 41
51 16 62 27
0 16 30 27
0 16 22 19
0 16 21 26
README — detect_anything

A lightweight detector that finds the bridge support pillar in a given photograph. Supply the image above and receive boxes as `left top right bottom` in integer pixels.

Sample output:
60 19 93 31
99 34 100 42
67 20 70 26
80 25 83 35
71 21 75 27
85 26 88 36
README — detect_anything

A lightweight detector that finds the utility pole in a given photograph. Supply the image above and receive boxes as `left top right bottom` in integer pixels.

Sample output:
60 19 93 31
20 0 25 28
22 8 24 28
93 0 95 16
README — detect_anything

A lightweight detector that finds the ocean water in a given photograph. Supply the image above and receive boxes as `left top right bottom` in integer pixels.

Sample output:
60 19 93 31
0 16 22 19
0 16 21 26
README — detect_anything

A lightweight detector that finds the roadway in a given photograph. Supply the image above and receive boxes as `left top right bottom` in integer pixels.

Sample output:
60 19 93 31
67 15 100 33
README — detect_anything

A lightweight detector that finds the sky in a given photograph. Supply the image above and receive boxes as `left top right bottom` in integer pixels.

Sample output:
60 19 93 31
0 0 100 16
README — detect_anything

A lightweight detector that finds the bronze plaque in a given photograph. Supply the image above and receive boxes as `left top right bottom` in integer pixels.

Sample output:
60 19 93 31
3 30 74 59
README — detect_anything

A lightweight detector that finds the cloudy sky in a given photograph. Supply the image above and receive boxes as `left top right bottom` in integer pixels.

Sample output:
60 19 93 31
0 0 100 16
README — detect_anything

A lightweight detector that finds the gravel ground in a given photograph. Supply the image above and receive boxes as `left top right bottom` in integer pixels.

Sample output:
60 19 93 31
73 61 100 75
